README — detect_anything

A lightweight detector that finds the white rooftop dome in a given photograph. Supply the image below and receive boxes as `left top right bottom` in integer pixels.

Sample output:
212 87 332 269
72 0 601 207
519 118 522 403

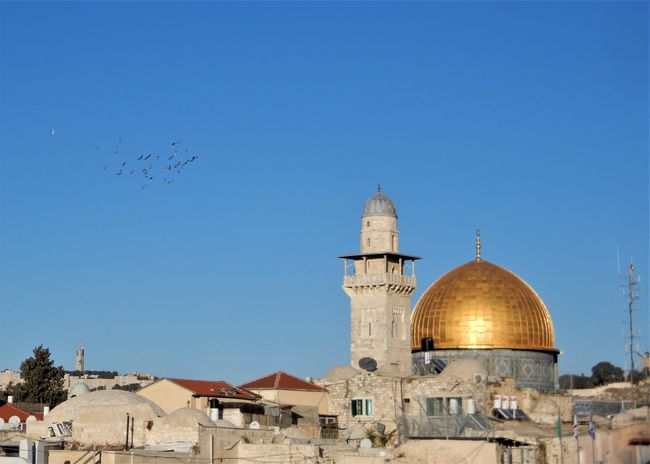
322 365 360 380
70 382 91 397
438 358 488 381
47 389 165 423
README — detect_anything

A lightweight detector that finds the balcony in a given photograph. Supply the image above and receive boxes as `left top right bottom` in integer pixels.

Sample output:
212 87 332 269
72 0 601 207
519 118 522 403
344 273 416 288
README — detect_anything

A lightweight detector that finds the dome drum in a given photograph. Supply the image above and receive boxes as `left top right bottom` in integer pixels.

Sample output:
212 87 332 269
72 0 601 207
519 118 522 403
412 349 557 390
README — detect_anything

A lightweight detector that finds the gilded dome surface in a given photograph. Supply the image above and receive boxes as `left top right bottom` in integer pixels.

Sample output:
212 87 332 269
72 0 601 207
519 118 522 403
411 259 556 352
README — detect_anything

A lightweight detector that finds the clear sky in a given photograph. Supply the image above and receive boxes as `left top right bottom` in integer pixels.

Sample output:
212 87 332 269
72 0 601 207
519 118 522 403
0 1 647 385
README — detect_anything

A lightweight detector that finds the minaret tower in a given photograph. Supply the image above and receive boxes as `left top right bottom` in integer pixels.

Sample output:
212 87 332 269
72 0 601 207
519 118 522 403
340 187 419 375
75 344 85 373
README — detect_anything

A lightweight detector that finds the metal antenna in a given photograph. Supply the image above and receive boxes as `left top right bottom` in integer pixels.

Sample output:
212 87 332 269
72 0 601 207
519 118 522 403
623 260 640 382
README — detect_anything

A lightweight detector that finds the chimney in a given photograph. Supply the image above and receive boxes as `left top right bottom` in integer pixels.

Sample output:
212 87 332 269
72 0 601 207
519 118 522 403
7 395 13 404
43 406 50 417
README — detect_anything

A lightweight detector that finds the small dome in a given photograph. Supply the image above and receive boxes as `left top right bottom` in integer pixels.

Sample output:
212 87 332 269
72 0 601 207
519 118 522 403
437 358 488 381
214 419 237 428
159 407 215 427
411 259 556 352
321 365 360 380
362 188 397 218
47 389 165 422
70 382 91 397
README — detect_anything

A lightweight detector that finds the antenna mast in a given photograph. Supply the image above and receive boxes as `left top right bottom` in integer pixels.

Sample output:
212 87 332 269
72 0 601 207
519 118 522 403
624 262 640 381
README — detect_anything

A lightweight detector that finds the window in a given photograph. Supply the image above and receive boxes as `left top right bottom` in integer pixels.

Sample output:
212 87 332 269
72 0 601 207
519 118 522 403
365 399 373 416
425 397 463 416
367 221 370 227
368 322 372 337
351 399 362 417
449 397 463 415
351 398 373 417
426 397 445 416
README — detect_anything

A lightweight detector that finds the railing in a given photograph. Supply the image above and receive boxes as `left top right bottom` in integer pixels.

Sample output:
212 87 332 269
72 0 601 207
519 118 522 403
344 273 416 288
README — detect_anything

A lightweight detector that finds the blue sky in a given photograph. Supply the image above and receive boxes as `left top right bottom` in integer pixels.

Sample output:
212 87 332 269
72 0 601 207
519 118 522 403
0 2 647 384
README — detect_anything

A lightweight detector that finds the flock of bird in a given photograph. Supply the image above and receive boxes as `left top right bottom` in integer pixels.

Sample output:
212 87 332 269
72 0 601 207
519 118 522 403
52 129 200 188
101 137 200 188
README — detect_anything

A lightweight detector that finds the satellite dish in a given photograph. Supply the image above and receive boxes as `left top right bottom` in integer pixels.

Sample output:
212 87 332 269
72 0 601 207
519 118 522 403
26 415 37 423
249 421 260 430
359 438 372 449
0 418 5 424
8 416 20 429
358 357 377 372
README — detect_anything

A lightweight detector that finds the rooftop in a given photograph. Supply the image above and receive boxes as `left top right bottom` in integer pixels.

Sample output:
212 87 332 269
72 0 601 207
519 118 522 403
165 378 260 401
239 371 326 392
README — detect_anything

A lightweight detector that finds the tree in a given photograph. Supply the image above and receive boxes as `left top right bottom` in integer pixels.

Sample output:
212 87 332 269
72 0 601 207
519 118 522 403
112 383 140 392
559 374 594 390
5 345 67 407
591 361 624 386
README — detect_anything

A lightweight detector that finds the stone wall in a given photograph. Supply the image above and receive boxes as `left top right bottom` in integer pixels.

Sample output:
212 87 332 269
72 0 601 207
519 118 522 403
394 439 499 464
0 370 22 390
317 370 489 433
64 374 155 396
231 442 318 463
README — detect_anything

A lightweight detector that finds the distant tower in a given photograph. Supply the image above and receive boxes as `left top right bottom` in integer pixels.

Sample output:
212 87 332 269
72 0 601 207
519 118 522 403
623 262 640 380
75 344 85 373
340 187 419 375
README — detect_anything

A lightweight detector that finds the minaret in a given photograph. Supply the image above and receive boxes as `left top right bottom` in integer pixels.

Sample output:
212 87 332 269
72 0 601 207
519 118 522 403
75 344 85 373
340 187 419 375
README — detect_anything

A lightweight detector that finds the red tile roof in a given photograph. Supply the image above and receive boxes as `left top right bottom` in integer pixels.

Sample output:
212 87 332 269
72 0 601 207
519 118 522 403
165 378 260 401
239 371 326 392
0 403 43 422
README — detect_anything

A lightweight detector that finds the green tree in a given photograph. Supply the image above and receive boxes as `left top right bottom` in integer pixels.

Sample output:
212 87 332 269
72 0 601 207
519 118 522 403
112 383 141 392
559 374 594 390
591 361 624 386
6 345 67 407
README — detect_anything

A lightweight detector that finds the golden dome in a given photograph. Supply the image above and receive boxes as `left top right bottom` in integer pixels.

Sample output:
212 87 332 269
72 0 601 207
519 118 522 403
411 259 557 352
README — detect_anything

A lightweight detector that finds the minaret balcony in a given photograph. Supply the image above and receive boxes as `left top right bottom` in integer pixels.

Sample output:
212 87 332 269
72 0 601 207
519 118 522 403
344 273 416 288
